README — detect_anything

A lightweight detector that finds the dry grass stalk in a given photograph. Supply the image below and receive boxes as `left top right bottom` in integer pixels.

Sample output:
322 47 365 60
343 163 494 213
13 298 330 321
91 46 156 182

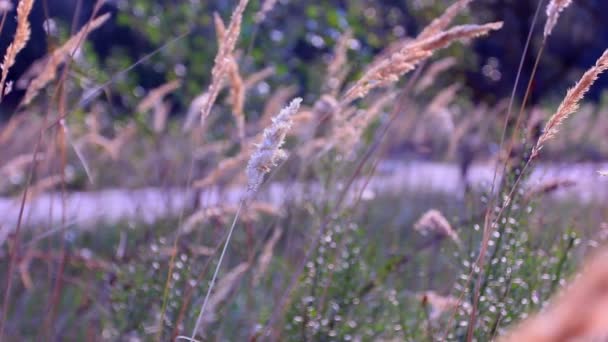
426 83 461 114
153 100 170 133
500 248 608 342
182 202 280 234
199 0 250 126
417 0 473 39
136 80 181 113
342 22 502 104
414 209 460 245
544 0 573 38
523 178 576 201
79 122 136 160
0 0 34 100
21 174 63 202
532 49 608 159
196 262 250 329
253 227 282 285
244 66 275 89
23 13 111 105
415 57 457 93
245 97 302 199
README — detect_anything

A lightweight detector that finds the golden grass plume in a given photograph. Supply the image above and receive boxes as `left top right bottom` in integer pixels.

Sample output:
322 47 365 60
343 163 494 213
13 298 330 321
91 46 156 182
199 0 249 126
532 49 608 158
0 0 34 100
414 209 460 245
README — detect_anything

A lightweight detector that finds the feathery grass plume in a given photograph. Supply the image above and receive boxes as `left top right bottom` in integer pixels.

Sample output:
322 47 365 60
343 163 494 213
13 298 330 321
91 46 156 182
599 170 608 176
415 57 457 93
324 29 352 96
544 0 573 38
245 97 302 199
532 49 608 159
0 0 34 100
414 209 460 245
426 83 461 114
214 13 246 139
190 99 300 340
254 0 278 23
199 0 249 126
253 227 282 285
342 22 502 104
417 0 473 39
419 291 467 321
136 80 181 113
22 13 110 105
500 248 608 342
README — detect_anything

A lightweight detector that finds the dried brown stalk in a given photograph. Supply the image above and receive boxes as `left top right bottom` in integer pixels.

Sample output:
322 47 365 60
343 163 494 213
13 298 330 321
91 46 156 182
22 13 111 105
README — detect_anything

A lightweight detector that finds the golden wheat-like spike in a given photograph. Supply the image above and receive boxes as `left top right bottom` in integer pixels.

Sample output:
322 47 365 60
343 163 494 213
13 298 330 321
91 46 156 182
22 13 111 105
418 0 473 39
532 49 608 158
199 0 250 126
544 0 573 38
226 59 246 140
342 22 502 104
0 0 34 100
136 80 181 113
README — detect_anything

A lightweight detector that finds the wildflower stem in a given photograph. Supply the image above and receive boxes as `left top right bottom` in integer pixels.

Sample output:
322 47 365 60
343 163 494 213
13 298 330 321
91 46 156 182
191 200 244 339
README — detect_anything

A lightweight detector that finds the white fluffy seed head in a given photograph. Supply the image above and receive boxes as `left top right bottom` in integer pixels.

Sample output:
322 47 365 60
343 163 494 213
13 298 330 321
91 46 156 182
245 97 302 199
